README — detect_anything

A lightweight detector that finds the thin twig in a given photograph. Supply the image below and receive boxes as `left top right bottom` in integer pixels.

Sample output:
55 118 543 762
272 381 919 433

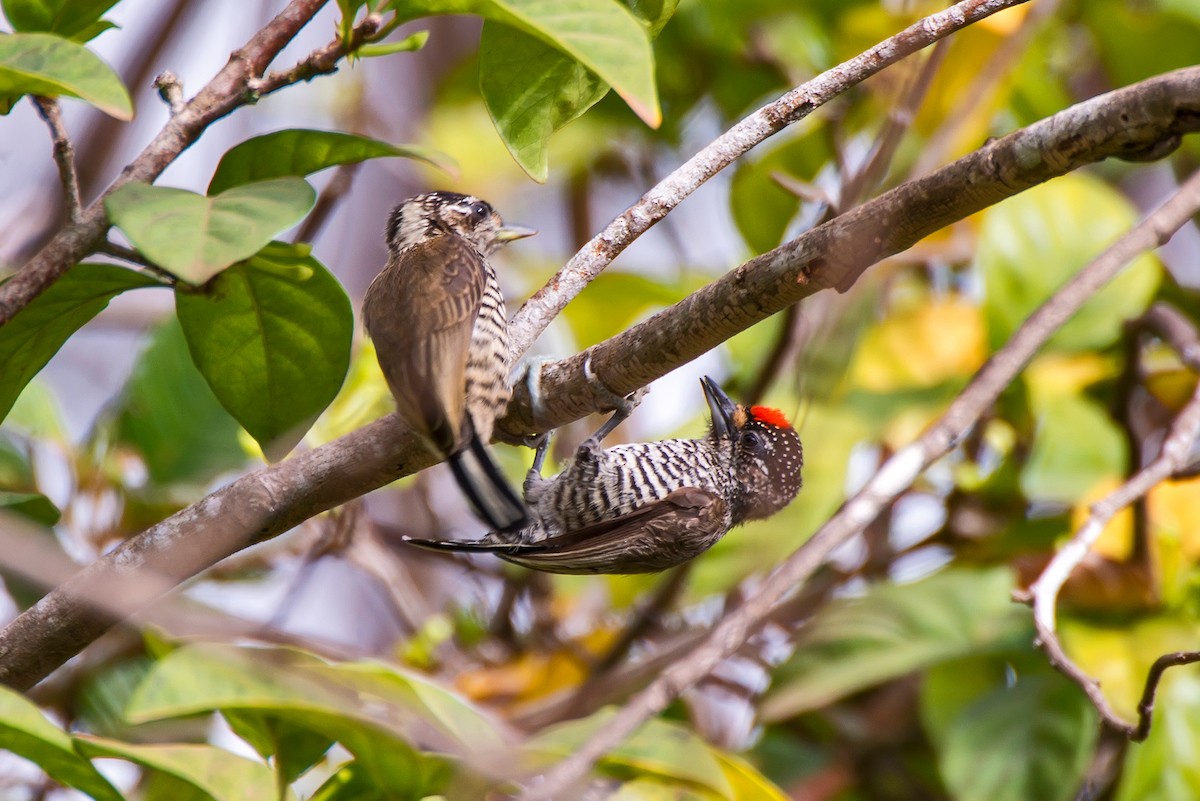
1025 296 1200 740
507 0 1032 361
95 241 176 284
517 170 1200 800
31 97 83 224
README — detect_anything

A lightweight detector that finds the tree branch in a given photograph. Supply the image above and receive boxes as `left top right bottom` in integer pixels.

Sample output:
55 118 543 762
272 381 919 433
0 0 345 326
1 69 1198 693
498 67 1200 440
516 169 1200 800
507 0 1032 359
1024 299 1200 740
31 97 83 224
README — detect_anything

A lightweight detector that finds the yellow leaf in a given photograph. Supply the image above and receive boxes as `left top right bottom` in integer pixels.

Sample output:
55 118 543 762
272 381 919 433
1070 477 1133 561
851 298 985 392
1024 352 1116 407
1149 476 1200 559
978 5 1030 35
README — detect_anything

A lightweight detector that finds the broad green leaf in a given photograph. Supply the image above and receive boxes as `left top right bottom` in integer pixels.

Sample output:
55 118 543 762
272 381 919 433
0 263 160 424
112 318 246 486
0 32 130 118
761 568 1030 721
1 0 121 40
480 0 675 181
1020 393 1125 504
175 242 352 459
979 172 1160 353
1117 670 1200 801
0 490 60 525
529 710 733 797
0 685 123 801
76 737 291 801
931 670 1096 801
357 30 429 58
394 0 660 127
127 644 450 796
207 129 451 195
480 21 609 182
105 178 316 284
223 712 333 785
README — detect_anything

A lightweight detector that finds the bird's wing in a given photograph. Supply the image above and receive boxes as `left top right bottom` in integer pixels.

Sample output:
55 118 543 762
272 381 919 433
363 234 485 452
403 488 729 575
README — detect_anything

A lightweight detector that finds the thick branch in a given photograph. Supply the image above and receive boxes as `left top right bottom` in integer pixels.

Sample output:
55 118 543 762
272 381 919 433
507 0 1031 359
1026 300 1200 740
2 69 1198 693
500 67 1200 439
0 0 337 326
517 169 1200 800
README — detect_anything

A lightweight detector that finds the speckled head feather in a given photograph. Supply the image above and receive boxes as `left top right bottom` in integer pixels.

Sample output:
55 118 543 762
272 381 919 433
385 191 533 257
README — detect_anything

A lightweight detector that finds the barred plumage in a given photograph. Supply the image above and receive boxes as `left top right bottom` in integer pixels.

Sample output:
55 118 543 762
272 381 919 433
406 377 804 574
363 191 535 530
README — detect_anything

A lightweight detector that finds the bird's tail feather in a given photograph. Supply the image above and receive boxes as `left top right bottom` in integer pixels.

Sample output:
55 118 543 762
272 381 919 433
402 534 538 554
447 422 529 532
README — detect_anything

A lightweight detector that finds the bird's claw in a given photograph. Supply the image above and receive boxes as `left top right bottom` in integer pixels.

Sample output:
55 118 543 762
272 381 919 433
583 353 645 418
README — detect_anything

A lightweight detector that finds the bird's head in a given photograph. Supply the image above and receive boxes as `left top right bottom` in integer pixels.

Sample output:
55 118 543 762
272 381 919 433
386 191 536 256
701 376 803 521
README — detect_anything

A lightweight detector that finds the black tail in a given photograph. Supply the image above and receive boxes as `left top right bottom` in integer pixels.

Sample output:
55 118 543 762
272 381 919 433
447 423 529 531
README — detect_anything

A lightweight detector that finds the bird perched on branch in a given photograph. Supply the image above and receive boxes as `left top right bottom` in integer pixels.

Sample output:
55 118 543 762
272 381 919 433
404 376 803 574
363 191 535 531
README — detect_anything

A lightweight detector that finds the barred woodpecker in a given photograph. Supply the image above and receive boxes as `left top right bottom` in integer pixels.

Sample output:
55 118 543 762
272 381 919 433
362 191 535 531
404 376 803 574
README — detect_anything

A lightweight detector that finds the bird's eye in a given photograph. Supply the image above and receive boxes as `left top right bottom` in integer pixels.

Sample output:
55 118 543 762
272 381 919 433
740 430 766 453
468 202 489 222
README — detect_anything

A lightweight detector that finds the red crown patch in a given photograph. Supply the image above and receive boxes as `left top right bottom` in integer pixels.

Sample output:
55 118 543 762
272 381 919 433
749 406 791 429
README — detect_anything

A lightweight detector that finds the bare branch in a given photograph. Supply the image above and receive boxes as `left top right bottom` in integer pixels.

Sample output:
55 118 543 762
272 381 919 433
31 97 82 224
507 0 1032 360
95 241 177 284
516 170 1200 800
0 0 340 326
1025 296 1200 740
1 69 1198 694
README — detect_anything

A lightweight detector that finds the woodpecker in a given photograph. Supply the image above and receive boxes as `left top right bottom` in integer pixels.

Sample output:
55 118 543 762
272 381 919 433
404 376 803 574
362 191 535 531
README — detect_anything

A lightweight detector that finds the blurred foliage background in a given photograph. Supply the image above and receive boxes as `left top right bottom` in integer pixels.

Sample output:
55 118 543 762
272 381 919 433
2 0 1200 799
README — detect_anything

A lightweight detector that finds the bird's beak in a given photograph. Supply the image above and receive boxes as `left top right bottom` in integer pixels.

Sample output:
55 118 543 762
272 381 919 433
701 376 738 439
496 224 537 243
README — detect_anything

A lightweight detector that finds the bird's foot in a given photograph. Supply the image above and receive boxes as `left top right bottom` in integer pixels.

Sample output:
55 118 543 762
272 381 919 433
581 353 647 448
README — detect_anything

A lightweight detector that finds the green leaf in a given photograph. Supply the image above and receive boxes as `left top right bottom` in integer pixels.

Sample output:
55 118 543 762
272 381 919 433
529 711 732 797
761 568 1031 721
729 126 831 253
223 712 333 785
105 178 316 284
127 644 451 796
207 129 451 195
175 242 352 459
76 737 292 801
1117 670 1200 801
0 32 131 118
0 685 124 801
479 0 674 181
335 0 368 42
979 172 1160 353
0 263 160 425
0 490 60 525
560 270 692 348
394 0 660 127
1020 393 1126 504
480 21 609 182
1 0 121 40
112 318 247 486
357 30 429 58
930 669 1097 801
